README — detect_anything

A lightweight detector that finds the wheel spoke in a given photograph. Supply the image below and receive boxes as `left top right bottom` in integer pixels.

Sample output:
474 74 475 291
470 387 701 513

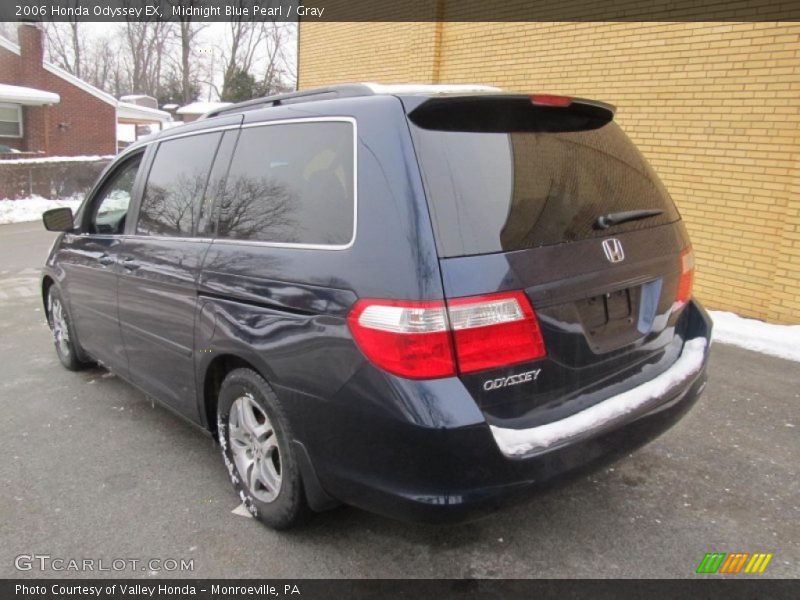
247 460 261 493
262 434 278 454
257 456 279 493
232 446 253 485
243 397 272 441
228 423 249 449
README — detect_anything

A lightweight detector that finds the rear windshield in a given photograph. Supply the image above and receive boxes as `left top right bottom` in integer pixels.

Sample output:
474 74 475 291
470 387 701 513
410 119 680 257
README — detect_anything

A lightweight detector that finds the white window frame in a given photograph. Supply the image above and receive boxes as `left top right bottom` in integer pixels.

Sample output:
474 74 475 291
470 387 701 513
0 103 23 138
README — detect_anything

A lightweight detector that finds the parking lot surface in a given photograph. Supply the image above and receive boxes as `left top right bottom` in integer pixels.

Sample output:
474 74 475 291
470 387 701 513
0 221 797 578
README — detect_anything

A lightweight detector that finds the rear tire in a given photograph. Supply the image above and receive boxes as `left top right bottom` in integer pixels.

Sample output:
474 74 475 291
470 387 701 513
47 286 92 371
216 368 309 529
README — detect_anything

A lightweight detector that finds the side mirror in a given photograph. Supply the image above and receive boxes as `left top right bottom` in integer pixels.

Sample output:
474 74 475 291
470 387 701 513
42 207 75 232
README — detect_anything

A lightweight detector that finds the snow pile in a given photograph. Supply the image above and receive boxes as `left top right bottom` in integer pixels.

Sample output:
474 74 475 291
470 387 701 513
176 101 231 115
0 195 82 225
491 337 708 456
0 154 113 165
709 310 800 363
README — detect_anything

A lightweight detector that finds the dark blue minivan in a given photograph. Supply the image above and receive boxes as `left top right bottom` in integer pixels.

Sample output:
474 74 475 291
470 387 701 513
41 84 711 528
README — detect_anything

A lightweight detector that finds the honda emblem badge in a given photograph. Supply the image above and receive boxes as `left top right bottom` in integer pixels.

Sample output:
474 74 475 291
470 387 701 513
602 238 625 263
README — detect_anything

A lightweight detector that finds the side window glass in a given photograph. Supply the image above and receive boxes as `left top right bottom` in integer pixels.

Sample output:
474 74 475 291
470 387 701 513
218 121 355 246
89 156 142 235
136 132 222 237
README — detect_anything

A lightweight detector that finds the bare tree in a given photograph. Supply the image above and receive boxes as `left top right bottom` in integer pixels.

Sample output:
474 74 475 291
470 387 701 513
164 1 208 104
221 21 265 90
257 23 295 94
213 20 295 100
43 22 82 78
122 21 174 97
86 33 125 96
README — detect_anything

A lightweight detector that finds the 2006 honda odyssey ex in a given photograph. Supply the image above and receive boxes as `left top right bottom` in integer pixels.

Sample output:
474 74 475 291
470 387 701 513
41 83 712 528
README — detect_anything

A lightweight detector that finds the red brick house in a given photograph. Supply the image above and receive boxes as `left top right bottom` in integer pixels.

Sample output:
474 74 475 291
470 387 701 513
0 23 171 157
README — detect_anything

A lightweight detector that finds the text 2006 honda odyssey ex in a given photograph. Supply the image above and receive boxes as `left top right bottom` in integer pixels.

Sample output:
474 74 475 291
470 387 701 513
41 84 711 528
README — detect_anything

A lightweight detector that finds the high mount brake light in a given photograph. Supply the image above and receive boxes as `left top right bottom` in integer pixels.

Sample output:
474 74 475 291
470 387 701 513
530 94 573 107
675 247 695 309
347 291 546 379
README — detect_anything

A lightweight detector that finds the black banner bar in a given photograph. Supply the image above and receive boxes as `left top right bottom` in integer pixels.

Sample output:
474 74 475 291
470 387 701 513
2 0 800 23
3 579 800 600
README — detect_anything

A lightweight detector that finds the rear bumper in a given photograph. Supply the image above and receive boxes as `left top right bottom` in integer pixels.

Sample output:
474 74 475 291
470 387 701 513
295 300 712 523
490 336 707 458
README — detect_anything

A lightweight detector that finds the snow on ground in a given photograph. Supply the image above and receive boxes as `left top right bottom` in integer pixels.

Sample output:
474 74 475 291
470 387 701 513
710 310 800 363
0 196 82 225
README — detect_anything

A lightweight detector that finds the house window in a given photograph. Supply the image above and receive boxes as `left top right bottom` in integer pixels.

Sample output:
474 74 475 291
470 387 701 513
0 104 22 138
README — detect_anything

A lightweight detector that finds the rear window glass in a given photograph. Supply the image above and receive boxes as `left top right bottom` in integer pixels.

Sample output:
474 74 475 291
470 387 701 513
217 121 355 246
410 120 679 257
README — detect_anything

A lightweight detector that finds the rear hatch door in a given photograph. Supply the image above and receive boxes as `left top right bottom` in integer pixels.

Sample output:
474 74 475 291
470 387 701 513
406 94 695 428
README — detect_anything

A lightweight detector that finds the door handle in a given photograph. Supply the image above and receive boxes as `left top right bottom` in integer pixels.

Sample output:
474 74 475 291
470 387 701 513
121 257 140 271
98 254 115 266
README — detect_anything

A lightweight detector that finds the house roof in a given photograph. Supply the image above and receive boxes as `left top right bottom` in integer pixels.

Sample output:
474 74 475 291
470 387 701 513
176 101 232 115
0 35 20 55
118 102 172 123
0 33 116 106
120 94 155 102
0 83 60 105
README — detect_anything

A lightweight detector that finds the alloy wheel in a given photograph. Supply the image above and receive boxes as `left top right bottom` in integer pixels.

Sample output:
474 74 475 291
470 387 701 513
228 393 282 503
49 295 71 357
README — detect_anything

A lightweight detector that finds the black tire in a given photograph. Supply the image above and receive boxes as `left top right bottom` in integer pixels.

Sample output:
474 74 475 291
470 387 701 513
46 286 92 371
216 368 309 529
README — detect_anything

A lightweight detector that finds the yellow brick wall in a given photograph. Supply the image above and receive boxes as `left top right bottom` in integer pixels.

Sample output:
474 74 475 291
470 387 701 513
299 21 800 324
298 22 442 85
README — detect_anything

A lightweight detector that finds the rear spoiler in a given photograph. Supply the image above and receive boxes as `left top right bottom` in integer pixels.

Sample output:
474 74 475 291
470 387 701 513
407 94 616 133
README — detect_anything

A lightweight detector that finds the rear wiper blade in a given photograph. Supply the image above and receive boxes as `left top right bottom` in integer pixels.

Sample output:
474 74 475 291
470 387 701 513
595 209 664 230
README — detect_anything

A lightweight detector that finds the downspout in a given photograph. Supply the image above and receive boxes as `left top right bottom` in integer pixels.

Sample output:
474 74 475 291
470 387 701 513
114 104 118 154
43 105 50 155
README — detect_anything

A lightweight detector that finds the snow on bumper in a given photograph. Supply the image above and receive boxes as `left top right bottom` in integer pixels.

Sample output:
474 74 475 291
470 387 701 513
490 337 708 458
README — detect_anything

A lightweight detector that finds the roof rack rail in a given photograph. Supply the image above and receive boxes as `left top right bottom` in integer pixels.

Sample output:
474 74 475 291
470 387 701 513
200 84 375 119
200 83 504 120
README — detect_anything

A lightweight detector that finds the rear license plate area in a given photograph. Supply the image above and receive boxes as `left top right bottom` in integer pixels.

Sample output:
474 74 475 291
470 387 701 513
577 287 641 353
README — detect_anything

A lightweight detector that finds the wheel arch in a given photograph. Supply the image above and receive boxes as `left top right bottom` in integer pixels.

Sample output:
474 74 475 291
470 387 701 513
202 353 262 437
201 352 339 512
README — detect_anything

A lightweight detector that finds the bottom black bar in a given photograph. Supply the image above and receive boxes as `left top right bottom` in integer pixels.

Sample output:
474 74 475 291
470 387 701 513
2 579 798 600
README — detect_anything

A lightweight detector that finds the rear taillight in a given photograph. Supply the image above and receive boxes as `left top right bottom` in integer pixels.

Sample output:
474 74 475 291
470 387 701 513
347 291 546 379
347 300 454 379
675 247 695 308
448 291 546 373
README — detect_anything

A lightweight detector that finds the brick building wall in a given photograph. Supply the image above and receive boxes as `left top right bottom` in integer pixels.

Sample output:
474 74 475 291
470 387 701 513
299 20 800 324
0 25 116 156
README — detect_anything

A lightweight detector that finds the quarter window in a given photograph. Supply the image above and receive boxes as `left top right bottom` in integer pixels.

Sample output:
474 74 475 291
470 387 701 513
217 121 355 246
137 132 222 237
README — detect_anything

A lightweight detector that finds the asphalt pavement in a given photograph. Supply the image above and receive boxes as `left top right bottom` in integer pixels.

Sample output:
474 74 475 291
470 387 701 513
0 220 797 578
